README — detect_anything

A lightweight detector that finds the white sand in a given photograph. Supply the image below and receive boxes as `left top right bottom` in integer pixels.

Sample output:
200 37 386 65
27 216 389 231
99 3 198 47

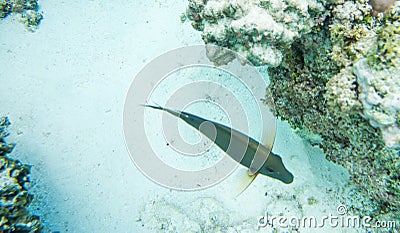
0 0 359 232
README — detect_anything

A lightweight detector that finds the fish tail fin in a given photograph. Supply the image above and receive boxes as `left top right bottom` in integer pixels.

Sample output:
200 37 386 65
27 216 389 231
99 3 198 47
142 103 182 118
141 103 163 110
233 169 258 198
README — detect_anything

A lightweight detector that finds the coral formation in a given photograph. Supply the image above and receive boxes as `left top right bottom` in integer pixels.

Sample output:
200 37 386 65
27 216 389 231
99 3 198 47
269 0 400 220
0 0 42 31
0 117 44 232
186 0 327 67
186 0 400 221
354 59 400 148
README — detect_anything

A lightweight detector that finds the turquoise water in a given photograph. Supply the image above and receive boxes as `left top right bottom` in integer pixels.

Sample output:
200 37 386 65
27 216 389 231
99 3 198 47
0 1 365 232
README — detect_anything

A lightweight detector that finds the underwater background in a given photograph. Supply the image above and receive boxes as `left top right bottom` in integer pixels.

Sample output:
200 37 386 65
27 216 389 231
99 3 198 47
0 0 399 232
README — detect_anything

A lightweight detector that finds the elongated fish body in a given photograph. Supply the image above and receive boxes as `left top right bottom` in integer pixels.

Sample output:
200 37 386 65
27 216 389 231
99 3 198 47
144 105 293 184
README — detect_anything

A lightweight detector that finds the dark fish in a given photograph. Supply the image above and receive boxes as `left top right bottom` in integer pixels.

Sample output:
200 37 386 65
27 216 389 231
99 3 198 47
144 104 293 184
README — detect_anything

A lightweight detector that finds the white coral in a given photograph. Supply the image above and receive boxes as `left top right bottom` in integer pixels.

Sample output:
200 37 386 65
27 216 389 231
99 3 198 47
354 59 400 148
325 67 360 111
189 0 326 66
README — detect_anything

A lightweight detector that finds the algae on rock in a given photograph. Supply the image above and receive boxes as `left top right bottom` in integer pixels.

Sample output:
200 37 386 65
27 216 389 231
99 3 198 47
270 0 399 220
186 0 400 222
0 117 44 232
354 59 400 148
186 0 327 67
0 0 42 31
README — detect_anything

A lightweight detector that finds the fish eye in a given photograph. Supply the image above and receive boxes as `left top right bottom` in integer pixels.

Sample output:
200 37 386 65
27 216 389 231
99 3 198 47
265 167 275 173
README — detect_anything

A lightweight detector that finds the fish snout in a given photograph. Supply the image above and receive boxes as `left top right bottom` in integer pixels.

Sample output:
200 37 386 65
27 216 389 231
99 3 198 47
261 154 294 184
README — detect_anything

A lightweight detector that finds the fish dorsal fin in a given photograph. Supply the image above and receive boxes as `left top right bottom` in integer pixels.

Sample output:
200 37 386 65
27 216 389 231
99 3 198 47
232 168 259 198
260 105 276 151
247 103 277 174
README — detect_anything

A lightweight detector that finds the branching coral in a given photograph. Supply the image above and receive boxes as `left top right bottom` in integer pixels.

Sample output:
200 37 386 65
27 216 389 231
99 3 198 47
0 117 44 232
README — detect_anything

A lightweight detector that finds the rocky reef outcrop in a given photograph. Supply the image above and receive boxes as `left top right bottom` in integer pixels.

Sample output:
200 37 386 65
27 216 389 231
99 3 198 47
0 0 43 31
186 0 327 67
0 117 44 232
185 0 399 221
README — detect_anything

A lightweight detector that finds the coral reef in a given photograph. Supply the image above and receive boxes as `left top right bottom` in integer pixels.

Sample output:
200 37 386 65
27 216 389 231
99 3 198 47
271 0 400 220
186 0 327 67
0 0 42 31
0 117 44 232
186 0 400 221
354 59 400 148
326 0 400 149
270 0 400 220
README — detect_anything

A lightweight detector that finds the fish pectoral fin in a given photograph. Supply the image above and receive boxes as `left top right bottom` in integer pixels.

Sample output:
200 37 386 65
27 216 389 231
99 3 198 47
233 169 258 198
